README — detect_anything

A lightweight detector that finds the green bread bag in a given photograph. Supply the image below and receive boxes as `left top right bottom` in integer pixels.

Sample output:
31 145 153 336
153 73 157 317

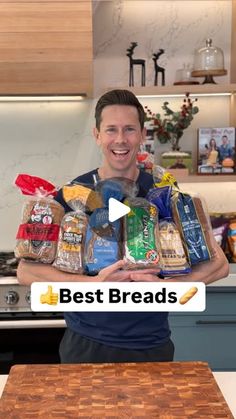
123 197 163 269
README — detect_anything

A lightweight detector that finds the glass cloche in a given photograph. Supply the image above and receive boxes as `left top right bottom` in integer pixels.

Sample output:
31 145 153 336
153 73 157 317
191 39 227 84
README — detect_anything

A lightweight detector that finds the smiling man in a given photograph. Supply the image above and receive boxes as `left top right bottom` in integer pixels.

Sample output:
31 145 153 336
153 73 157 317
94 96 146 179
17 89 229 364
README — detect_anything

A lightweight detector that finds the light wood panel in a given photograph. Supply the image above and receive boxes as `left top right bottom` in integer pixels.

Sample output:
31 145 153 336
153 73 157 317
0 3 92 32
231 0 236 83
0 33 92 62
0 62 92 94
230 93 236 126
0 1 93 96
0 0 91 2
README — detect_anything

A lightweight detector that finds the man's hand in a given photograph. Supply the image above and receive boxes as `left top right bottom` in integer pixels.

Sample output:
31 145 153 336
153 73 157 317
97 260 130 282
97 261 161 282
129 269 161 282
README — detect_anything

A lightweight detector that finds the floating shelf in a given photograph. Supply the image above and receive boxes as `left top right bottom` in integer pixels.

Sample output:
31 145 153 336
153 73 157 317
177 174 236 183
107 83 236 97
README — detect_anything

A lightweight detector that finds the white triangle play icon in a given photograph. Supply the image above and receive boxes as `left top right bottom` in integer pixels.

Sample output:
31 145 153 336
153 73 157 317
108 198 130 222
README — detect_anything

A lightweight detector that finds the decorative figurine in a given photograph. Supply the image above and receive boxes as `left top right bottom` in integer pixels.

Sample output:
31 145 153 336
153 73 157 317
126 42 146 86
152 49 165 86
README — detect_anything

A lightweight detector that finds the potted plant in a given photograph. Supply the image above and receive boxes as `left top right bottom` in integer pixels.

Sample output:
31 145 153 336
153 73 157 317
144 93 199 173
145 93 199 152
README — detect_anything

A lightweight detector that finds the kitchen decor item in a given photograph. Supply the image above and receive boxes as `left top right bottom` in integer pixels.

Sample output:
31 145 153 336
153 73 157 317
197 127 236 174
152 49 165 86
144 93 199 152
174 64 199 85
126 42 146 86
161 150 193 174
191 39 227 84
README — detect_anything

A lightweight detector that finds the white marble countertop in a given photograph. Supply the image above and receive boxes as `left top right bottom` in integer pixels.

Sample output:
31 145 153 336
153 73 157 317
0 375 8 397
0 372 235 416
213 372 236 418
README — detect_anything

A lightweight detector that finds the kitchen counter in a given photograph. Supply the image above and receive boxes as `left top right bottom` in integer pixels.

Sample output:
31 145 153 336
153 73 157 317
0 375 7 397
0 363 235 418
213 372 236 418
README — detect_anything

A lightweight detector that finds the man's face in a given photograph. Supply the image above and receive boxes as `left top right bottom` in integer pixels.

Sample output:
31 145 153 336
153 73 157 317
94 105 146 174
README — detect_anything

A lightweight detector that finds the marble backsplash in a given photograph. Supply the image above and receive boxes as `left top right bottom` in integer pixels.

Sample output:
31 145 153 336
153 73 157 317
93 0 231 95
0 100 102 250
0 0 235 250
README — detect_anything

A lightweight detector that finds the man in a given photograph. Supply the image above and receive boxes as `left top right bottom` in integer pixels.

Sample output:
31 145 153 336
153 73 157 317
17 89 229 364
218 135 234 163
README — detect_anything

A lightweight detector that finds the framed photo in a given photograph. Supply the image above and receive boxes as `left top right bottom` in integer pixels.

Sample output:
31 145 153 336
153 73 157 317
197 127 236 174
161 151 192 173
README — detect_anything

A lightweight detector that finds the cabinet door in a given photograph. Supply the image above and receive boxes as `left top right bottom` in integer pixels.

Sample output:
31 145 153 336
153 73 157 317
0 1 93 95
169 316 236 371
169 289 236 371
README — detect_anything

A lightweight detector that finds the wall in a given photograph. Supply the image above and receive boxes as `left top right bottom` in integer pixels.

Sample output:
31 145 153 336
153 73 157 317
0 0 235 250
0 100 101 250
93 0 231 94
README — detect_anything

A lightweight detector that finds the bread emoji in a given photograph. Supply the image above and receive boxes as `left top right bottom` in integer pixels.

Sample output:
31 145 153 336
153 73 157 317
179 287 198 305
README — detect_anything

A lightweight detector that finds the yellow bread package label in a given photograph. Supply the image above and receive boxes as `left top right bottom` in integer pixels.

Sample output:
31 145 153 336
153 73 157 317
63 185 103 212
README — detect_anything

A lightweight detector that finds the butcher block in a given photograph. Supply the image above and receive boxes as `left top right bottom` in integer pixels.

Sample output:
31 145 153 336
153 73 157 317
0 361 233 418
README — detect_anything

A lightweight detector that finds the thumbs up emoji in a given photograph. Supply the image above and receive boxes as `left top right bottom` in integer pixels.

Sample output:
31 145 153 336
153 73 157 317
40 285 58 305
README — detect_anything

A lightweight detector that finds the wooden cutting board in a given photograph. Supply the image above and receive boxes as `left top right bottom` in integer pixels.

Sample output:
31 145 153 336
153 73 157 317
0 361 233 418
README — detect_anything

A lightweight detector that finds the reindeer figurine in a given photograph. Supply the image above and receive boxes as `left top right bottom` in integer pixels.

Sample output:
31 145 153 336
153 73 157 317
152 49 165 86
126 42 146 86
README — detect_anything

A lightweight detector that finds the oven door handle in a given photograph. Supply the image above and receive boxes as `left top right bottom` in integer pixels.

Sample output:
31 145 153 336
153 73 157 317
0 319 66 329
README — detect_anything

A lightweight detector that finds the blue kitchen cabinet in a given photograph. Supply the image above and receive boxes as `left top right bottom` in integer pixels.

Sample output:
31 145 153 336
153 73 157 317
169 287 236 371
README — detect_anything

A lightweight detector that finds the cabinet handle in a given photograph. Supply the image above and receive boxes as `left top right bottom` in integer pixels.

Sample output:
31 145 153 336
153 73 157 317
196 320 236 325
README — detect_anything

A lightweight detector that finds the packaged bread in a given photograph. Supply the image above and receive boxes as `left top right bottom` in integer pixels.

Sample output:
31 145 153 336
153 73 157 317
95 177 138 202
123 197 162 269
158 220 191 274
14 174 64 263
227 220 236 262
210 213 230 251
53 211 88 273
171 190 215 265
146 186 191 276
85 211 121 275
84 178 127 274
53 184 89 273
62 184 102 212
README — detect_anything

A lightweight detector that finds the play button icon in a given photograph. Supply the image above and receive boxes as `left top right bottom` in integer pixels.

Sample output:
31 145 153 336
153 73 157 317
108 198 130 222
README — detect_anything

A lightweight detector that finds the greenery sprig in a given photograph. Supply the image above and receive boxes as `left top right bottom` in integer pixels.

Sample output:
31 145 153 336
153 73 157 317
144 93 199 151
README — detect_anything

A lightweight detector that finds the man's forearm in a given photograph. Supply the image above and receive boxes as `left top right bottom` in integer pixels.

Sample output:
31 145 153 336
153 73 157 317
17 260 96 285
168 243 229 284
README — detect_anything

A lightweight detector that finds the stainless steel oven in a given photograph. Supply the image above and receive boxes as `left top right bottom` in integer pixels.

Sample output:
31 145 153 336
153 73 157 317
0 253 66 373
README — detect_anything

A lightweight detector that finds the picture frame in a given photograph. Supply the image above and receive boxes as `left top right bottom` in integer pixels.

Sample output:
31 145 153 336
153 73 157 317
197 127 236 174
161 151 193 174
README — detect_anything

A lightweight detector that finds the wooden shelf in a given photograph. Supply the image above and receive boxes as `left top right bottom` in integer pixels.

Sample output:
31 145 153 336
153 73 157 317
112 84 236 97
177 174 236 183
